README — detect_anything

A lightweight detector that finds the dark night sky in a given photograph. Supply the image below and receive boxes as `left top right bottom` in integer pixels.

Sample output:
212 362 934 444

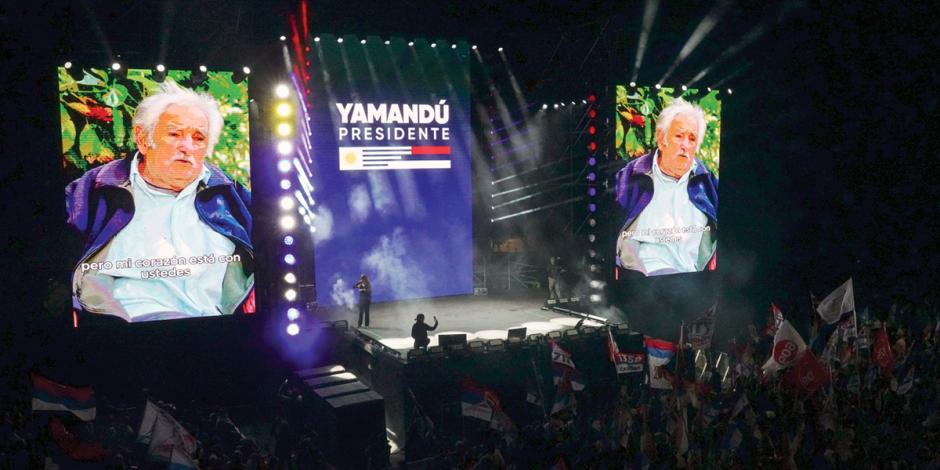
1 1 938 333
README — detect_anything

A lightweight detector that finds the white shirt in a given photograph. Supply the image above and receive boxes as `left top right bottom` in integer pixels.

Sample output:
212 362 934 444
631 152 709 274
100 154 236 319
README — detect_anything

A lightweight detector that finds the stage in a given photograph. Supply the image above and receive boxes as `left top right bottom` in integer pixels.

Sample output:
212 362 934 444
317 291 610 355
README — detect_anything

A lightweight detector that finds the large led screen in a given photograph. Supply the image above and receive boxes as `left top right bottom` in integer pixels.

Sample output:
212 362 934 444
308 35 473 306
613 85 720 277
59 66 253 322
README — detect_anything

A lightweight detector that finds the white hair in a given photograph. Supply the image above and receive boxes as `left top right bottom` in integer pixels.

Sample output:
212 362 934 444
132 80 224 155
656 98 707 153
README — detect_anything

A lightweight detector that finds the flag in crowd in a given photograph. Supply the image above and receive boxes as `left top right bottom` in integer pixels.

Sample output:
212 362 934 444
644 338 677 390
137 400 199 468
460 379 494 422
782 350 830 395
765 302 785 337
816 278 855 324
30 373 97 422
872 325 895 376
688 304 715 350
550 342 584 414
49 417 106 462
607 327 643 374
762 319 807 374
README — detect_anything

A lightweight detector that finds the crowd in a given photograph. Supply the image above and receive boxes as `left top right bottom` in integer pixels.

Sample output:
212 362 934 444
2 300 938 469
405 303 940 469
0 373 341 469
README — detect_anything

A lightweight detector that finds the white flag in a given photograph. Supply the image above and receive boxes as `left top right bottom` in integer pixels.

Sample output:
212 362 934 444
762 319 807 373
816 278 855 324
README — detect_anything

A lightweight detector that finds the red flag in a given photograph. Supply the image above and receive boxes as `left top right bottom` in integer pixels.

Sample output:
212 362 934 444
872 326 895 377
49 417 106 461
783 351 830 395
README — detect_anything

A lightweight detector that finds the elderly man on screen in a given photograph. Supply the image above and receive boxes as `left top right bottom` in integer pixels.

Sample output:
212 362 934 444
615 98 718 276
66 81 253 322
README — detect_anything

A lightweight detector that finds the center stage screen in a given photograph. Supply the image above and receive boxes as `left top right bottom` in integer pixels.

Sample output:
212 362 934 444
59 66 253 323
309 35 472 306
613 85 720 277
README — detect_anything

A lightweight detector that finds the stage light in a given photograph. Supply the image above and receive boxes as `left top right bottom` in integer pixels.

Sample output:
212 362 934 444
280 215 296 230
298 206 307 216
582 100 587 104
560 103 565 107
277 141 294 155
707 87 712 91
727 88 733 94
498 47 504 52
286 323 300 336
199 65 207 73
280 196 295 211
471 45 477 50
588 203 596 212
589 218 596 227
111 62 121 71
590 294 602 303
276 102 293 117
553 104 558 109
287 307 300 320
283 235 295 246
430 43 437 48
589 109 596 118
64 61 72 69
587 173 596 181
589 249 597 258
309 226 317 233
337 37 344 43
285 273 297 284
408 41 414 47
682 85 688 91
284 288 297 301
587 187 597 197
275 84 290 98
276 123 293 137
314 36 320 42
571 101 576 105
588 234 596 243
590 264 599 272
284 254 296 265
542 104 548 109
588 126 596 135
588 157 596 166
451 44 457 49
361 39 367 44
385 40 390 45
278 160 292 173
280 35 287 41
280 179 292 190
655 83 661 89
588 142 597 151
154 65 167 83
630 81 636 87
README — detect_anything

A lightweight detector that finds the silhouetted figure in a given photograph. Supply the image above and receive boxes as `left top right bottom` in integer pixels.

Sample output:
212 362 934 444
411 313 438 349
353 274 372 327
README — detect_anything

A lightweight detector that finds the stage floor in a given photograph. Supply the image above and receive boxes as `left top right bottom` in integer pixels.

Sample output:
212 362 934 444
317 291 607 354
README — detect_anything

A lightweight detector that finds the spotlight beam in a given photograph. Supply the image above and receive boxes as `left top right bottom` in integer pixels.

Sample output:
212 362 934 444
632 0 661 82
659 0 733 84
686 22 769 87
490 183 575 210
491 196 583 222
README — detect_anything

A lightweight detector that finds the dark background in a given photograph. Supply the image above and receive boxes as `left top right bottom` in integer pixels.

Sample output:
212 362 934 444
1 1 938 368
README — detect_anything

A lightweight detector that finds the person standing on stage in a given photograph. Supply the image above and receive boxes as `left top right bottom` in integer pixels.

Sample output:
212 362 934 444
354 274 372 327
547 256 564 303
411 313 438 349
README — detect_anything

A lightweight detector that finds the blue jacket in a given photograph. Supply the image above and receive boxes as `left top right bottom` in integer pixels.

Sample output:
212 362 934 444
614 151 718 273
66 155 253 318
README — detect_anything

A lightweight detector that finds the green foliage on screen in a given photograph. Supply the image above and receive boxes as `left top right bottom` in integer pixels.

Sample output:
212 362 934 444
615 85 720 178
57 67 250 188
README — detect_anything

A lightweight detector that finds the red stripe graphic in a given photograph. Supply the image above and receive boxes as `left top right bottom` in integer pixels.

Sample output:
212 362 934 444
411 146 451 155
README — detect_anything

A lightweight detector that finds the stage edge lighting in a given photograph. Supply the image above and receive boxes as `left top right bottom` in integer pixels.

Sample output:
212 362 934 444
286 323 299 335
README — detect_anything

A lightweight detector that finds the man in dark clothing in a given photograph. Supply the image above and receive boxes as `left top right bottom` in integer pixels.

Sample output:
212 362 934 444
411 313 438 349
353 274 372 327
